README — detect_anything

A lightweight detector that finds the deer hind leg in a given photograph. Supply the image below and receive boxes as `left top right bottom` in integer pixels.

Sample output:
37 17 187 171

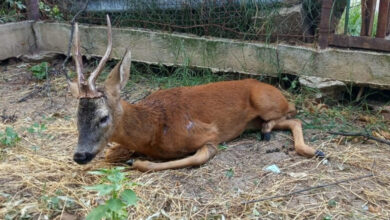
104 144 135 163
128 143 218 172
271 119 325 158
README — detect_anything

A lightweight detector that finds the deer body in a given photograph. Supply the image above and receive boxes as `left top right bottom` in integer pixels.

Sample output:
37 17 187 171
110 79 289 159
69 16 324 172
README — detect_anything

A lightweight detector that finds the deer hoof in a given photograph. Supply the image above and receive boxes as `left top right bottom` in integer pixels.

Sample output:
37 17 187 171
126 159 134 166
263 132 271 141
314 150 325 158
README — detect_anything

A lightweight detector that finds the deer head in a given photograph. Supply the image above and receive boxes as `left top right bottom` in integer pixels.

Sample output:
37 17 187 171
68 15 132 164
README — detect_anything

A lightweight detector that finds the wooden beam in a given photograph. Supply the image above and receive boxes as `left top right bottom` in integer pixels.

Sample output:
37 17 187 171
377 0 390 38
329 34 390 51
319 0 333 49
361 0 377 36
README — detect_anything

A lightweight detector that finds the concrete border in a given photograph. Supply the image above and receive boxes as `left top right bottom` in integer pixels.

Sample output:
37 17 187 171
1 21 390 89
0 21 36 60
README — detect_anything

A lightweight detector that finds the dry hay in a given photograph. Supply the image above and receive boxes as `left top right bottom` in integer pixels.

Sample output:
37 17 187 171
0 61 390 219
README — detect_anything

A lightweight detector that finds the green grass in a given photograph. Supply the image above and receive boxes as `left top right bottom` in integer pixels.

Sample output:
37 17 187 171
293 86 389 135
127 62 231 89
337 3 378 36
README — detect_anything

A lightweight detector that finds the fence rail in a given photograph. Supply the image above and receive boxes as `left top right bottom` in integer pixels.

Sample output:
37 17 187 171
320 0 390 52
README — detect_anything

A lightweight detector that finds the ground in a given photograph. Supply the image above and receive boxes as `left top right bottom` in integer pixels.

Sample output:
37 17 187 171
0 59 389 220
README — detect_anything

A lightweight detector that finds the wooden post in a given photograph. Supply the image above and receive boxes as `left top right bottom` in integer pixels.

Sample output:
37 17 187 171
319 0 333 49
376 0 390 38
361 0 377 36
26 0 40 21
387 5 390 35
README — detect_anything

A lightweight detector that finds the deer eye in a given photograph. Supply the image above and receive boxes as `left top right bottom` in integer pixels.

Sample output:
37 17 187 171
100 116 109 124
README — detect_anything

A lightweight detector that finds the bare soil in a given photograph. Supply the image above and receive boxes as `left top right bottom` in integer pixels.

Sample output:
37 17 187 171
0 60 389 219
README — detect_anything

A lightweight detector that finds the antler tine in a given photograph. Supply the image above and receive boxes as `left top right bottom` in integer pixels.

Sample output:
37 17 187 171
74 22 86 88
88 15 112 92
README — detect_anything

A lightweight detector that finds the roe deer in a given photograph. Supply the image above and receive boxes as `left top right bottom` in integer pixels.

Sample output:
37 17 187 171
68 16 325 172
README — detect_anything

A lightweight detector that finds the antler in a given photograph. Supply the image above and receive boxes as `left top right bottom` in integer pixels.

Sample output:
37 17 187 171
73 22 87 90
88 15 112 93
70 15 112 98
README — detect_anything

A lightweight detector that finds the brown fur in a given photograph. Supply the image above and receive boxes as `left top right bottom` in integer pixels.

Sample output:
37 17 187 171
104 79 317 171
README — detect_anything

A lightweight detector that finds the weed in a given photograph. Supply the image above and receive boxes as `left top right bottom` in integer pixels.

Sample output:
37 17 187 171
29 62 49 80
323 216 332 220
0 127 20 147
328 199 337 208
39 1 63 21
41 194 75 212
225 168 234 179
85 167 138 220
218 144 228 150
0 0 25 23
27 122 47 135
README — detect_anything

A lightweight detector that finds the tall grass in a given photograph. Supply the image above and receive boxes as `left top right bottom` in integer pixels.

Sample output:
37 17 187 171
337 2 378 36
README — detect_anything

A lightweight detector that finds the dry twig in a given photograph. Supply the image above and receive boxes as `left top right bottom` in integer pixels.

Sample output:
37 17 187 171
242 173 374 204
328 131 390 146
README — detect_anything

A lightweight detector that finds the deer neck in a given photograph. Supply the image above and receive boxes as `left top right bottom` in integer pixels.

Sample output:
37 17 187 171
109 99 158 151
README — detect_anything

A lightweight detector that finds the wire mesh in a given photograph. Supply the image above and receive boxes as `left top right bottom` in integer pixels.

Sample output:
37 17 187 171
0 0 352 44
51 0 330 44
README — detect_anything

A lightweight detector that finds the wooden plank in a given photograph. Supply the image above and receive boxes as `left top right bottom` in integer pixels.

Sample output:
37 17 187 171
361 0 377 36
329 34 390 51
319 0 333 49
377 0 390 38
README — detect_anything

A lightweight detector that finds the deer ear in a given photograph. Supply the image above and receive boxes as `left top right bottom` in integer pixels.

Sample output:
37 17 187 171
104 50 131 99
67 79 80 98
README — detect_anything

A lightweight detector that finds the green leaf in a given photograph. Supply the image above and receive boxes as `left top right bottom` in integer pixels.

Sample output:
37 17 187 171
106 198 124 212
114 166 126 171
218 144 228 150
88 169 109 176
120 189 138 206
328 199 337 208
84 184 115 196
107 171 126 183
225 168 234 179
86 205 108 220
323 216 332 220
29 62 48 80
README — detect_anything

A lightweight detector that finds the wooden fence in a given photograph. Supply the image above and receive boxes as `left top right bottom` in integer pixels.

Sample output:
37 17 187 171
320 0 390 52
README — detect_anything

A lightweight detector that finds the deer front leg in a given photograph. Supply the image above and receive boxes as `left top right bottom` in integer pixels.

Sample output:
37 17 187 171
127 143 218 172
261 119 278 141
272 119 325 158
104 144 135 163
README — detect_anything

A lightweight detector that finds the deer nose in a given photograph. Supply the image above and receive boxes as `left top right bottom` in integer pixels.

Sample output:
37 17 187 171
73 152 94 164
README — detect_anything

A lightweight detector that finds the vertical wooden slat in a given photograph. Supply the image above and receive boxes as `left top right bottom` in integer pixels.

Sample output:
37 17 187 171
361 0 377 36
319 0 333 49
387 5 390 35
376 0 390 38
26 0 40 21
